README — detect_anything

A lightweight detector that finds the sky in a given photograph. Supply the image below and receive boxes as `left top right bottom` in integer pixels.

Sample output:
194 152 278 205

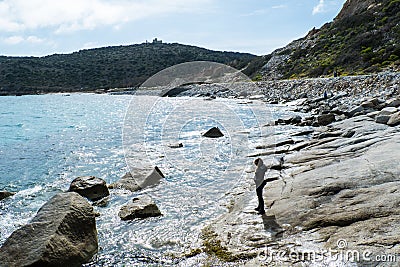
0 0 347 57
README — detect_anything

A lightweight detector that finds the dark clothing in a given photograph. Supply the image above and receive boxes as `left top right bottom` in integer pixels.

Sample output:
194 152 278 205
256 180 267 213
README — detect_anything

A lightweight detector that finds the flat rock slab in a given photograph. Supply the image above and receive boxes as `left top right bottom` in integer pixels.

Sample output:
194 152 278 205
119 195 162 220
69 176 109 201
203 116 400 264
0 192 98 267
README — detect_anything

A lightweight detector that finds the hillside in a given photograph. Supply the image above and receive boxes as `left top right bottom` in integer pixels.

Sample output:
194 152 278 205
0 43 256 95
246 0 400 80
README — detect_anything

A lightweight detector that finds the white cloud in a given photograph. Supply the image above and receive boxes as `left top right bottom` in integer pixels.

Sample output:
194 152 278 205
272 5 287 9
312 0 326 15
0 0 212 34
2 35 45 45
4 35 24 44
27 35 45 43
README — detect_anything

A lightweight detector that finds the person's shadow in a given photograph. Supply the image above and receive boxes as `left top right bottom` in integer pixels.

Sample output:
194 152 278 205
261 214 284 238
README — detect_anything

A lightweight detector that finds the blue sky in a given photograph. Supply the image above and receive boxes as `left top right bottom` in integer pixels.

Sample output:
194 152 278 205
0 0 346 57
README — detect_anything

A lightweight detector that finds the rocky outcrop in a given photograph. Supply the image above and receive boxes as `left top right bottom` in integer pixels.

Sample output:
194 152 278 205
202 115 400 265
118 195 162 220
203 127 224 138
109 166 165 192
0 192 98 267
0 191 15 201
69 176 109 201
247 0 400 79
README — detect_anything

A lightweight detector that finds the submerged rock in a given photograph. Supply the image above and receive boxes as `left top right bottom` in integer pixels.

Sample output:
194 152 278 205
109 166 165 192
0 192 98 267
69 176 109 201
119 195 162 220
0 191 15 201
168 143 183 148
203 127 224 138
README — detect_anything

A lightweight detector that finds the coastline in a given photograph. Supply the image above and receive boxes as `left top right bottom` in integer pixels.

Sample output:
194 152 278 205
176 72 400 266
1 71 399 100
1 72 399 266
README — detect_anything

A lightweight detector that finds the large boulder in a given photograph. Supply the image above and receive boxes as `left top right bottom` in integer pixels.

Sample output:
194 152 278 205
118 195 162 220
0 192 98 267
203 127 224 138
109 166 165 192
387 111 400 126
375 107 398 125
315 113 335 126
69 176 109 201
375 115 391 124
0 191 15 201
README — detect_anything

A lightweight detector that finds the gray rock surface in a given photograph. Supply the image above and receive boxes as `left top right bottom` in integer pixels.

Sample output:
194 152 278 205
109 166 165 192
202 116 400 265
119 195 162 220
315 113 335 126
69 176 109 201
0 192 98 267
379 107 398 116
386 98 400 107
387 111 400 126
375 114 391 124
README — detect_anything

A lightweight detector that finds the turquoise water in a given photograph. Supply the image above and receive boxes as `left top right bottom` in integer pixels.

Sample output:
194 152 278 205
0 93 296 266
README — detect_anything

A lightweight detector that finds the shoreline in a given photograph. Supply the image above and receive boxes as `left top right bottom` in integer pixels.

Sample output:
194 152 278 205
1 71 399 99
1 73 399 265
183 73 400 265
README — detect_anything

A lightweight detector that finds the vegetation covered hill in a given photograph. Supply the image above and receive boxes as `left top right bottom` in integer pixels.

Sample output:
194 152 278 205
246 0 400 80
0 43 256 95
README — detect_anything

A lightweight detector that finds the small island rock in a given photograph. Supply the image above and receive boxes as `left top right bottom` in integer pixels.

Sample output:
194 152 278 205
203 127 224 138
69 176 109 201
119 195 162 220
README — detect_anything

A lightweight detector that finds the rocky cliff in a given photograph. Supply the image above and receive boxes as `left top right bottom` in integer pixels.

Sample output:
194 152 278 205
249 0 400 80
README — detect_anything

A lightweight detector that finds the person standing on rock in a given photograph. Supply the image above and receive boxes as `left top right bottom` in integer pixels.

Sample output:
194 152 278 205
253 158 280 215
254 158 268 215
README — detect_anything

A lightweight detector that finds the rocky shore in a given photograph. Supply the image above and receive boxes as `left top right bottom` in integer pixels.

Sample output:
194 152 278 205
1 72 398 266
176 72 400 266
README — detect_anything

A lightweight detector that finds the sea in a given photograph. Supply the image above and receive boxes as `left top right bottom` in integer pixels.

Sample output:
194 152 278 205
0 93 301 266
